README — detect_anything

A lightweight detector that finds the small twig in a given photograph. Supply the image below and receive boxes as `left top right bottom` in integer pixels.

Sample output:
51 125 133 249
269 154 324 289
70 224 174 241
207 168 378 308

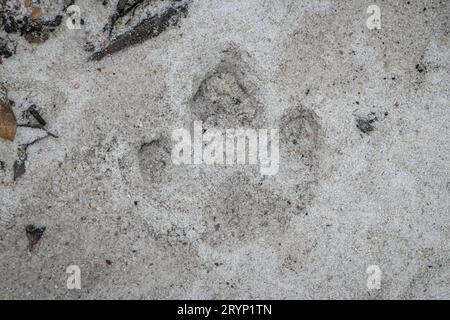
18 123 59 138
21 135 51 150
24 135 47 148
124 0 145 17
13 129 58 181
27 104 47 126
18 123 42 129
92 1 190 61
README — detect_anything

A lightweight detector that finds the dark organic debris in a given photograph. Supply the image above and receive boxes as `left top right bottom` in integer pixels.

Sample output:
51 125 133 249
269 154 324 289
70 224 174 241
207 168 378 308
0 84 58 179
416 62 427 73
0 160 5 170
13 132 58 181
23 15 64 43
17 123 58 138
27 104 47 126
0 37 16 62
25 224 46 249
90 1 190 61
104 0 146 37
355 112 378 134
0 1 69 51
1 85 58 144
63 0 76 11
1 13 63 43
13 145 27 180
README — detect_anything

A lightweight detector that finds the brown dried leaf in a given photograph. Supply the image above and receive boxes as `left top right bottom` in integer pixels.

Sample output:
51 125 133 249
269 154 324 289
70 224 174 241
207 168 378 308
30 7 43 20
24 29 49 44
0 85 17 141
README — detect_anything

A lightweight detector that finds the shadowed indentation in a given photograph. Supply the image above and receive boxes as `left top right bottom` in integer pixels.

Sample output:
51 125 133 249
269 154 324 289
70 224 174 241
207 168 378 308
190 47 266 128
138 136 171 184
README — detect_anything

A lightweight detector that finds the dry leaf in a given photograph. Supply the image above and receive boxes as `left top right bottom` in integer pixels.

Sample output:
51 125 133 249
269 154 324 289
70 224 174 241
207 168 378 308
24 29 49 44
0 101 17 141
30 7 43 20
23 0 32 8
25 224 46 248
0 85 17 141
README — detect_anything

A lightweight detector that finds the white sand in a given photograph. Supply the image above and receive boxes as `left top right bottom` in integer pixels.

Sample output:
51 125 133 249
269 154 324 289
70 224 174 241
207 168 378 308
0 0 448 299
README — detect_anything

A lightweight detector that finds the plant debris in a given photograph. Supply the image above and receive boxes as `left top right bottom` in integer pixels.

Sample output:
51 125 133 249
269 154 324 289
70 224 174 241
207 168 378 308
25 224 46 249
0 83 17 141
0 36 16 62
1 11 63 43
90 0 190 61
13 132 58 180
104 0 146 37
416 62 427 73
0 0 70 51
12 106 58 180
27 104 47 126
355 112 378 134
0 83 58 180
13 145 27 180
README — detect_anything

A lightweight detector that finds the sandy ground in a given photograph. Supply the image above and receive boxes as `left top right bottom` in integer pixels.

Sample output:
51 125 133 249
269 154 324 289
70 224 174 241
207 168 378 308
0 0 449 299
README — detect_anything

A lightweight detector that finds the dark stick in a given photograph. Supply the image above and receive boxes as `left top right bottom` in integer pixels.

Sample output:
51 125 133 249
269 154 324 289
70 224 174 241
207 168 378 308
105 0 146 36
91 1 190 61
18 124 58 138
27 104 47 126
